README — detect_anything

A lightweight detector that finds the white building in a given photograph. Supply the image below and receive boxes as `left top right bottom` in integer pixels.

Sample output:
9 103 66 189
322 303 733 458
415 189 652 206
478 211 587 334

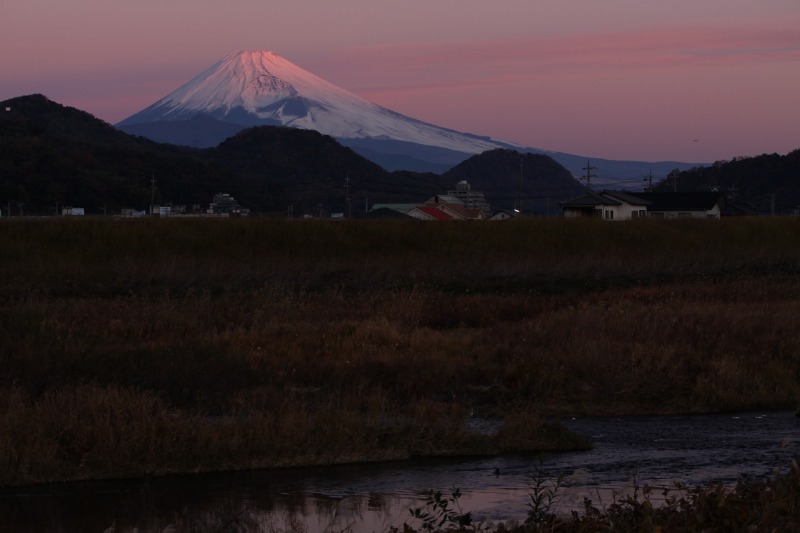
560 191 650 220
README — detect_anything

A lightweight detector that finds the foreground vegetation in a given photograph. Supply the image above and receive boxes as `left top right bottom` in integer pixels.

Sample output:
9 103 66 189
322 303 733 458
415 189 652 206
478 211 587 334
396 461 800 532
1 217 799 487
78 461 800 531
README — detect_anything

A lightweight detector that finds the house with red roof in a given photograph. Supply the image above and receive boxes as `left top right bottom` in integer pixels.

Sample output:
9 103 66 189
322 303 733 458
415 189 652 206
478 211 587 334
407 206 454 220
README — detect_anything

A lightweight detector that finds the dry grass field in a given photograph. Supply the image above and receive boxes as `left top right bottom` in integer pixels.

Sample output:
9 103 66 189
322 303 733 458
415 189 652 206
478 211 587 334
1 216 799 487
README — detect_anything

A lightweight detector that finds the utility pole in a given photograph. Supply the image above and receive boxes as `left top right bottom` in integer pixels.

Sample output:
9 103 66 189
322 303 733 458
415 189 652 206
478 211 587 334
150 174 156 215
582 160 597 190
516 155 523 212
643 170 654 192
344 173 352 219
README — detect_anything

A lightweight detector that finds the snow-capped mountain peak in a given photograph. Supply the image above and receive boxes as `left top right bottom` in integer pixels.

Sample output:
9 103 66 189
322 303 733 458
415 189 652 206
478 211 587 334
118 50 517 155
117 50 699 178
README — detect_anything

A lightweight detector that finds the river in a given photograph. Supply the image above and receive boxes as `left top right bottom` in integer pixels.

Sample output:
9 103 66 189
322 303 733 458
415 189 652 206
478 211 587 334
1 410 797 532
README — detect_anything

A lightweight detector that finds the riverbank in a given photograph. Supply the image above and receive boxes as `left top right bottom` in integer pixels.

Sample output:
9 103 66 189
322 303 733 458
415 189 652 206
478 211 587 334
1 217 799 487
3 411 797 532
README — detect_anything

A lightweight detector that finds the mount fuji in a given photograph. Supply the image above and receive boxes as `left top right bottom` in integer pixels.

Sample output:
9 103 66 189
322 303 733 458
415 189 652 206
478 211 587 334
117 50 699 178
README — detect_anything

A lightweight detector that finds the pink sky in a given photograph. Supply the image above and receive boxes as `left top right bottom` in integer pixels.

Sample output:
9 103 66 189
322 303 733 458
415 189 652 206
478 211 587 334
3 0 799 163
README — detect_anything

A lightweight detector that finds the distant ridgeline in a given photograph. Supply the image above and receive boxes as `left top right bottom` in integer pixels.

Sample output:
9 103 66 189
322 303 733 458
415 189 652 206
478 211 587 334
654 150 800 215
0 95 583 217
2 94 797 216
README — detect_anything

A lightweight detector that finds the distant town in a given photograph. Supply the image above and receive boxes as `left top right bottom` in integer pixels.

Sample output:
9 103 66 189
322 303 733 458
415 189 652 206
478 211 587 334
5 182 767 221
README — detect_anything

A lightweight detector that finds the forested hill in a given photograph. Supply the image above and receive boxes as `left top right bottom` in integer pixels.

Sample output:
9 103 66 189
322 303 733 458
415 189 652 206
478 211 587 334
1 94 240 215
0 94 433 216
442 148 585 214
1 94 583 216
206 126 451 214
656 150 800 214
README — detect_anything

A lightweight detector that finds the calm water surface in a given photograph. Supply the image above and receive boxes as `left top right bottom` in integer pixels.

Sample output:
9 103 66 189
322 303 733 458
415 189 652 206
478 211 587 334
2 410 797 532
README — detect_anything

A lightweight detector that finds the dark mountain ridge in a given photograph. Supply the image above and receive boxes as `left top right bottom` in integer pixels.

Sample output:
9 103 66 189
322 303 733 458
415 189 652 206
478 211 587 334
7 95 797 217
1 94 583 216
442 148 585 214
1 94 242 215
656 151 800 214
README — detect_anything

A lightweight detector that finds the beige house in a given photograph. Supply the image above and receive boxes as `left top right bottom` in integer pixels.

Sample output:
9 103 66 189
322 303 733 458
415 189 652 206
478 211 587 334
561 191 728 220
560 191 650 220
629 192 725 219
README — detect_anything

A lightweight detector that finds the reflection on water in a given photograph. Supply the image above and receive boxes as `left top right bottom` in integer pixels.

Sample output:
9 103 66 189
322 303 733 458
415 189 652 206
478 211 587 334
1 411 797 532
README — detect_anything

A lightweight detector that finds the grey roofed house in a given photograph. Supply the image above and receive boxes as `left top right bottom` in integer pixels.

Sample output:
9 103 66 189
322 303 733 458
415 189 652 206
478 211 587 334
602 190 655 206
722 200 760 217
487 209 517 221
561 190 740 220
369 203 420 214
560 190 651 220
628 192 725 219
360 206 414 219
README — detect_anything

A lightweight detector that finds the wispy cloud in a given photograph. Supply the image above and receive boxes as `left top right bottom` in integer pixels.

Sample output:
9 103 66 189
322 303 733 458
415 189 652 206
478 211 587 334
315 23 800 96
300 20 800 161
